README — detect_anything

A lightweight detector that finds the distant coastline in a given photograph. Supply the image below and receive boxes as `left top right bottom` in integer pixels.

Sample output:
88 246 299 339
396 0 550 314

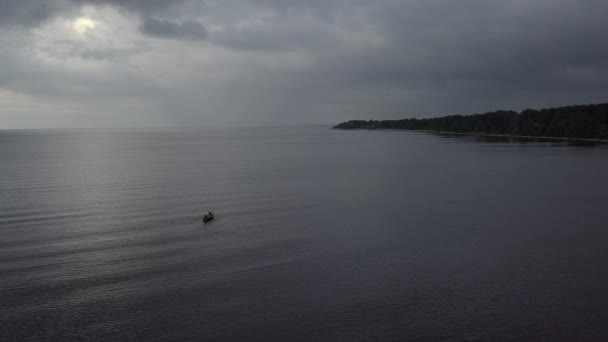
333 103 608 142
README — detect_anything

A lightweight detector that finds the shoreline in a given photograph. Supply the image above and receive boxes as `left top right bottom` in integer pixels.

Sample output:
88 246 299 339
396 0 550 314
334 128 608 143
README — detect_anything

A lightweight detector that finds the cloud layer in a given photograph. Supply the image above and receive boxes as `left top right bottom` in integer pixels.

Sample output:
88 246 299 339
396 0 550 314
1 0 608 128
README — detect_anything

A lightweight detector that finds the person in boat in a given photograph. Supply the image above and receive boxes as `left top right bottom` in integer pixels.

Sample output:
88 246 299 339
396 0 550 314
204 212 214 222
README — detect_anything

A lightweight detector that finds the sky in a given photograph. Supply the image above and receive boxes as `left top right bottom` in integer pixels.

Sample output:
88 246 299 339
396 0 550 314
1 0 608 128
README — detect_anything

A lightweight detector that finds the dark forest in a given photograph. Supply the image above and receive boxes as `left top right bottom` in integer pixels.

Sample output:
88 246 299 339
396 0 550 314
334 103 608 140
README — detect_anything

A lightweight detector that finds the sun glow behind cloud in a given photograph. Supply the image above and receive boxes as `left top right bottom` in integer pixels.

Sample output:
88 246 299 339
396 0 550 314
72 17 96 34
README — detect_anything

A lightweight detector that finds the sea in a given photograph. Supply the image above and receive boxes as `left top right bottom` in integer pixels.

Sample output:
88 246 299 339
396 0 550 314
1 127 608 341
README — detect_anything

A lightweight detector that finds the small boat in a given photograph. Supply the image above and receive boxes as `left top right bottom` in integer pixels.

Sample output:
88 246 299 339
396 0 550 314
203 213 214 223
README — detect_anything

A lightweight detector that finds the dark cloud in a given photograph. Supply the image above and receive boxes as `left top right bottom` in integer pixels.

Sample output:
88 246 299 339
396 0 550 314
211 14 339 51
0 0 68 27
140 16 207 40
2 0 608 127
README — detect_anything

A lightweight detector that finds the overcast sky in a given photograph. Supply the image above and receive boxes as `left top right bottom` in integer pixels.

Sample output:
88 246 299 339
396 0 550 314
1 0 607 128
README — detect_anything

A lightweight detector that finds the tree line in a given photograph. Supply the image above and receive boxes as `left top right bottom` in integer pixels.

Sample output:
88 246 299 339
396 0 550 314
333 103 608 140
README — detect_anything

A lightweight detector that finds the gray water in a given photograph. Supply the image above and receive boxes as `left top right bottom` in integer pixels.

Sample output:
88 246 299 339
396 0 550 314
1 127 608 341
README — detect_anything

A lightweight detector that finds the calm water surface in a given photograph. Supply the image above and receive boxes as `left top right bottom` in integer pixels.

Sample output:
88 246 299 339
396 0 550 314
1 127 608 341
